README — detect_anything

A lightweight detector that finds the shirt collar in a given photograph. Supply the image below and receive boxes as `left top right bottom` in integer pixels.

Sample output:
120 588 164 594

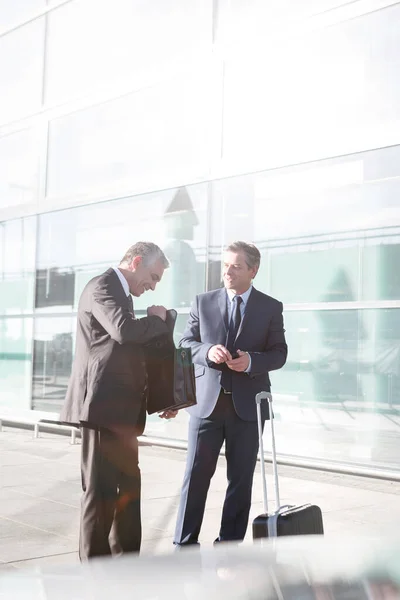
226 285 253 306
113 267 130 297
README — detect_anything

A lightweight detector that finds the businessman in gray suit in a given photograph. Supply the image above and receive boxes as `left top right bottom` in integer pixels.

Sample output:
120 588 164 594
174 241 288 546
61 242 176 560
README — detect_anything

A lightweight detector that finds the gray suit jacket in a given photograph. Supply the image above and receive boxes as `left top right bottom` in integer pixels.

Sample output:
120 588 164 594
179 287 288 421
60 268 168 430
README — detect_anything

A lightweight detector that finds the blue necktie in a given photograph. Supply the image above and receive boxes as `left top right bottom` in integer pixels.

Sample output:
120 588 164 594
221 296 242 393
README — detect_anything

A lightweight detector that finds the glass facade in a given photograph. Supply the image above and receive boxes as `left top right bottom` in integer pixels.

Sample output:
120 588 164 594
1 0 400 475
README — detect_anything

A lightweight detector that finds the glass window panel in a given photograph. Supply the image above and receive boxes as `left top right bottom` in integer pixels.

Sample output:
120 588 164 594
0 317 33 410
35 211 77 311
32 316 74 412
271 308 400 470
0 0 45 30
222 4 400 166
46 75 212 200
0 19 44 125
0 217 36 315
217 0 352 48
45 0 213 105
36 183 208 313
212 145 400 303
269 246 360 304
0 128 40 211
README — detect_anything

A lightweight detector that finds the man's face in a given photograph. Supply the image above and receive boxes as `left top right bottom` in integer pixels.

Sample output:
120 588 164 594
128 257 165 297
222 251 257 294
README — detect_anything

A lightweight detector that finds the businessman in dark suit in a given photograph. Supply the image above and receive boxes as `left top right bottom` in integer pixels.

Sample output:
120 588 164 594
61 241 176 560
174 241 288 546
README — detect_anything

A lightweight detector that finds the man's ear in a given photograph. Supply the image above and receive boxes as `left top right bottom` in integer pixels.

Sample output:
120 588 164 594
252 265 259 279
130 256 142 272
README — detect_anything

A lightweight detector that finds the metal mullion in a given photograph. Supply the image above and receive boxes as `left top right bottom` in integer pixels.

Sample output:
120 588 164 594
0 0 74 40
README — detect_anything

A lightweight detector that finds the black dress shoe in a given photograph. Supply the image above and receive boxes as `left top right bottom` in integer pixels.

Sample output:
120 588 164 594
173 541 200 550
213 537 240 545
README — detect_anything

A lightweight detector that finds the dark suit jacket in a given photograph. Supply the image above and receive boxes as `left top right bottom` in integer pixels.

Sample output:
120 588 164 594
60 268 168 431
179 287 288 421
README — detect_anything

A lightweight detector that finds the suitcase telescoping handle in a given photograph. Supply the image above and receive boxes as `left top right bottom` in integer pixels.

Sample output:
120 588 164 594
255 392 281 514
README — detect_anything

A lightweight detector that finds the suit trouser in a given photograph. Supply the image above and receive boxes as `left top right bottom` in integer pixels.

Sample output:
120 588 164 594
79 425 141 560
174 391 263 545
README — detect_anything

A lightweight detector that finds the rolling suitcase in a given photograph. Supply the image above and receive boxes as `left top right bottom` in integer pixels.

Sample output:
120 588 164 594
252 391 324 539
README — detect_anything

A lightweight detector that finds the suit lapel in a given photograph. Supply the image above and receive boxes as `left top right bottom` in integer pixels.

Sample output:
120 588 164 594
235 287 257 343
108 268 134 314
218 288 229 334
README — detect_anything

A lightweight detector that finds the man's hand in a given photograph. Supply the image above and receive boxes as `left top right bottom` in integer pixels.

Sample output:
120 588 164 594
226 350 250 372
147 305 167 321
158 409 178 420
208 344 232 364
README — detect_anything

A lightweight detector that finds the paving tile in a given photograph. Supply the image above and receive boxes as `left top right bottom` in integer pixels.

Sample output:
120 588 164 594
3 509 79 541
9 552 79 569
140 480 182 500
0 525 77 563
4 483 81 508
0 490 77 517
0 451 46 468
0 562 18 573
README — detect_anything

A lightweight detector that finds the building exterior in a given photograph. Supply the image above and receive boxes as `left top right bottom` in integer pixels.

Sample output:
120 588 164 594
1 0 400 476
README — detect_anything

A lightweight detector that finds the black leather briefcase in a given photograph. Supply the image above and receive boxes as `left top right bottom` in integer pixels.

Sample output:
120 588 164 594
144 309 197 414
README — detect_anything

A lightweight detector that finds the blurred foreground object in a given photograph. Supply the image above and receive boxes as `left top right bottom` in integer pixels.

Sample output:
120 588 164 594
0 536 399 599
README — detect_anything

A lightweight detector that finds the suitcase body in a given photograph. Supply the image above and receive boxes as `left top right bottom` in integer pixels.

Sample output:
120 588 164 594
252 392 324 540
252 504 324 539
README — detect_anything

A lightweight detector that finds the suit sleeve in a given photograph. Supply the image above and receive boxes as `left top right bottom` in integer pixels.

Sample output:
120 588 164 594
178 296 213 366
92 279 168 344
247 301 288 375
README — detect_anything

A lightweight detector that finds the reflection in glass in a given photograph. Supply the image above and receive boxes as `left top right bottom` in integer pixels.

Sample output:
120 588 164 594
0 217 36 315
163 187 201 308
35 184 208 314
213 145 400 304
35 211 77 311
271 309 400 468
32 317 74 412
0 317 33 410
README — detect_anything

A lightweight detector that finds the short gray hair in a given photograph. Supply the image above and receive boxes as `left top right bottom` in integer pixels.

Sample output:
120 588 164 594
225 241 261 270
120 242 169 268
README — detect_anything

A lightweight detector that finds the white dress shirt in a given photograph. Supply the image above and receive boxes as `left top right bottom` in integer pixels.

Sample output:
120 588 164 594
113 267 130 297
226 286 253 372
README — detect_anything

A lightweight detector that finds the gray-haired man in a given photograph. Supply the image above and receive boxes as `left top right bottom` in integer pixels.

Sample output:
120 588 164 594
61 241 176 560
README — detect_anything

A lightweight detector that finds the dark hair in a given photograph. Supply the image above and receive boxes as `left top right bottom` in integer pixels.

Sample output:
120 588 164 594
120 242 169 268
225 241 261 270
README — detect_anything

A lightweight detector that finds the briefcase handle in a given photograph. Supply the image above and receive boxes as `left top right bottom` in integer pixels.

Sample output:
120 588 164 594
255 392 281 513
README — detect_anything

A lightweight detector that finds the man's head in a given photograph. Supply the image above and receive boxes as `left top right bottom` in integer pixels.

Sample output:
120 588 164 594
222 241 260 295
119 242 169 297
